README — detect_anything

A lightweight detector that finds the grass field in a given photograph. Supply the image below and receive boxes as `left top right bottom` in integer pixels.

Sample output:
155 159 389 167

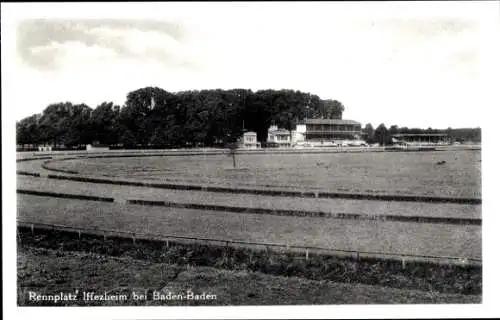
17 194 481 259
18 246 480 306
43 150 481 198
16 176 481 220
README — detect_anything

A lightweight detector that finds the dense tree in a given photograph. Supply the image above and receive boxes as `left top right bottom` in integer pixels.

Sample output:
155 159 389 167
120 87 167 147
409 128 424 134
37 102 73 147
33 102 93 147
363 123 375 143
90 102 121 145
63 103 93 147
146 90 183 147
317 99 344 119
373 123 393 146
241 90 274 142
205 89 247 145
389 125 399 135
399 127 409 134
16 114 41 146
448 128 481 143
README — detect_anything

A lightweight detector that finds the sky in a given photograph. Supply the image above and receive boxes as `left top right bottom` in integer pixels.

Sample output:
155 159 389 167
2 2 499 128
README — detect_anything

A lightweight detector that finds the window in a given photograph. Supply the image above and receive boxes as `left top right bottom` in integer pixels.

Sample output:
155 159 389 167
278 135 289 141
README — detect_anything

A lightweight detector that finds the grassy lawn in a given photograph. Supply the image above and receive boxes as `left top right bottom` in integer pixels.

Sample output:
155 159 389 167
17 194 482 259
44 150 481 198
16 175 482 220
18 245 481 306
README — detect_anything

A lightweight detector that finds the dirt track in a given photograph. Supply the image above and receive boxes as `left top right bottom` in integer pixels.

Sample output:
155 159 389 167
16 149 482 263
17 194 482 260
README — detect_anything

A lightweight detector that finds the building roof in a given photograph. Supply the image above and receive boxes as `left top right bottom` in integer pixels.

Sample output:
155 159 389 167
392 133 448 137
302 119 361 125
269 129 290 135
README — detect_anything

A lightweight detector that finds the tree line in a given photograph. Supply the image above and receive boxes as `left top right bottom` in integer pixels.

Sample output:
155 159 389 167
16 87 345 149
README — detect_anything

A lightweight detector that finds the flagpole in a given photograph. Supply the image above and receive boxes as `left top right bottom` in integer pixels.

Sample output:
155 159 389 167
150 96 155 109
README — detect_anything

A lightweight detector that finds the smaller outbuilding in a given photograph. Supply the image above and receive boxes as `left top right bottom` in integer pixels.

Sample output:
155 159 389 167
239 131 260 149
267 125 292 147
37 145 52 152
86 143 110 151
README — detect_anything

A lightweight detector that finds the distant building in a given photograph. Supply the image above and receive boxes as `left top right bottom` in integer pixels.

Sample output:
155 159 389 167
38 145 52 152
300 119 362 141
267 125 292 147
86 141 110 151
240 131 260 149
266 119 363 148
392 133 451 146
293 124 306 144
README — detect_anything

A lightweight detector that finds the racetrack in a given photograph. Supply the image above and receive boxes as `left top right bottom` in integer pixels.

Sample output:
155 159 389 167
16 148 482 264
36 149 481 198
18 194 482 260
17 175 481 220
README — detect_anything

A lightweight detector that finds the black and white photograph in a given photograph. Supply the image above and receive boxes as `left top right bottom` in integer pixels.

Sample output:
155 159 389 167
2 1 500 319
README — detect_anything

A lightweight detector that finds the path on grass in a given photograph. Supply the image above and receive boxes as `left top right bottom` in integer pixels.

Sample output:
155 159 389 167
17 194 482 261
17 176 481 220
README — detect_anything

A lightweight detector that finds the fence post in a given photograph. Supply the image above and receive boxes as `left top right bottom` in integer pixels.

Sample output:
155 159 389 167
305 248 309 261
402 258 406 270
224 241 231 266
165 240 169 248
31 224 34 237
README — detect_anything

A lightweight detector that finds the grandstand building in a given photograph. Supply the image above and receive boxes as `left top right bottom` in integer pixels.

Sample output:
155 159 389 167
263 119 364 148
392 133 451 145
299 119 363 141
